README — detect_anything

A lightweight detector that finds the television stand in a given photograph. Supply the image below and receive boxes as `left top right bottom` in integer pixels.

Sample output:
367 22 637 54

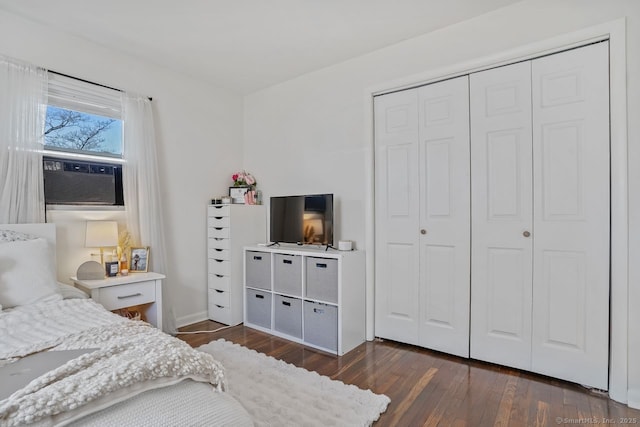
243 245 365 355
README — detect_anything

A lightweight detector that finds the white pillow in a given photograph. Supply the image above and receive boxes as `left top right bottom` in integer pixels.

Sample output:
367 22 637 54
0 238 62 308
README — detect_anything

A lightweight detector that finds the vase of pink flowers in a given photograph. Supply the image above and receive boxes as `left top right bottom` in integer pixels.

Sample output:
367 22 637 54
232 171 256 189
231 171 258 205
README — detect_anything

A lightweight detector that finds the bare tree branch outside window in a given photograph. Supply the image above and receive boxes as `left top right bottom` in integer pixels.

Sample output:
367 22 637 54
44 106 122 156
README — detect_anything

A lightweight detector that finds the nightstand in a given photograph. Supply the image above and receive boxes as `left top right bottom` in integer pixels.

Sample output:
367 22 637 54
71 272 165 329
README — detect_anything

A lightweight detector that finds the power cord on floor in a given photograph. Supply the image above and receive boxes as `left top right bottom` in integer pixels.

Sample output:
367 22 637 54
175 324 234 334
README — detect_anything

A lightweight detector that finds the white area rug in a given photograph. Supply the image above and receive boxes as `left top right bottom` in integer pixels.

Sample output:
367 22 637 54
198 339 390 426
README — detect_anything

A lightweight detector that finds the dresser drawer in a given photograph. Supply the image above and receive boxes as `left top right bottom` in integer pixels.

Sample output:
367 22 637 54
207 216 230 228
207 205 230 217
208 303 232 325
208 288 229 307
98 281 155 311
208 227 229 239
208 237 230 250
208 259 231 276
208 248 231 260
208 274 230 292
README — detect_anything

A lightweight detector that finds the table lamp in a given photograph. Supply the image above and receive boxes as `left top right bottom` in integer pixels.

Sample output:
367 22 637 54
85 220 118 266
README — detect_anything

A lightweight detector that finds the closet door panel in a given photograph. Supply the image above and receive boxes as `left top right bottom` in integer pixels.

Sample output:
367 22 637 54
374 90 420 345
470 61 533 370
417 76 470 357
531 42 610 390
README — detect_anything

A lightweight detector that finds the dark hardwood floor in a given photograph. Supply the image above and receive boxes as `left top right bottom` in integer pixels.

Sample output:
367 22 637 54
178 320 640 426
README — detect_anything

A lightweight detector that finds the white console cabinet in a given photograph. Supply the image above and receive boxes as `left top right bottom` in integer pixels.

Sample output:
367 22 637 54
207 204 265 325
243 245 365 355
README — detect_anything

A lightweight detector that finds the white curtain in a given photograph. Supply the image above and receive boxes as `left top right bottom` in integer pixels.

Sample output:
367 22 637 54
0 56 47 223
122 93 174 333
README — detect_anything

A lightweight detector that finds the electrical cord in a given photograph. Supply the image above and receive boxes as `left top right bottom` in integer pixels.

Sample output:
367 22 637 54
175 324 234 334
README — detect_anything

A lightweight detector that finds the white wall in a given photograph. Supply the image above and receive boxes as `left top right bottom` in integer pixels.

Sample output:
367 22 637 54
0 9 244 328
243 0 640 407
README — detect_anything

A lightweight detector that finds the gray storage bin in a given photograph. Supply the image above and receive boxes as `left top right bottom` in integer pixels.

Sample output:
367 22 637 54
246 288 272 328
245 251 271 290
303 300 338 352
274 294 302 338
305 257 338 303
274 254 302 296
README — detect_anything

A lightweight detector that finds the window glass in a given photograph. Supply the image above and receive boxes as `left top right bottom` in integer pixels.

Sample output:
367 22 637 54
44 105 123 157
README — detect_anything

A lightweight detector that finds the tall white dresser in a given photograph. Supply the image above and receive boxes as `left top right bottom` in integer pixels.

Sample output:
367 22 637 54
207 204 266 325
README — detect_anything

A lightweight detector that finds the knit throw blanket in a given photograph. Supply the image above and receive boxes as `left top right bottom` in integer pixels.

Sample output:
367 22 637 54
0 299 225 427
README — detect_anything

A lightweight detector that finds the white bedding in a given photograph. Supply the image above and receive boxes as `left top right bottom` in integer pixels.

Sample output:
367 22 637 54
0 299 252 427
0 223 252 426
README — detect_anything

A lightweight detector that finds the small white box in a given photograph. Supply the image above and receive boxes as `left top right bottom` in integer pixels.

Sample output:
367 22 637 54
338 240 353 251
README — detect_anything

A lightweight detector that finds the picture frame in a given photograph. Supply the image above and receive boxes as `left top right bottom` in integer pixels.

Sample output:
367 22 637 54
130 246 150 272
229 186 249 204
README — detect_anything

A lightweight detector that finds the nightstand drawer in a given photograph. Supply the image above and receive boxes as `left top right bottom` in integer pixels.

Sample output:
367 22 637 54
208 259 231 276
208 288 229 306
208 248 231 260
208 238 230 250
99 281 155 311
208 227 229 239
207 216 230 228
208 274 230 291
207 205 230 217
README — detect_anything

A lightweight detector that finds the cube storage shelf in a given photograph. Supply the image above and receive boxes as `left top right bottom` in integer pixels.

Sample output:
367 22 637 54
243 245 365 355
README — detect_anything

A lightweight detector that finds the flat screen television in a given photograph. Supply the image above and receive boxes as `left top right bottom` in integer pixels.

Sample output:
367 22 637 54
270 194 334 246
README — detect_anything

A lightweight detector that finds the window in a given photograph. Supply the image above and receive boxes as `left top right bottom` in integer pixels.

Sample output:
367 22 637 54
43 73 125 206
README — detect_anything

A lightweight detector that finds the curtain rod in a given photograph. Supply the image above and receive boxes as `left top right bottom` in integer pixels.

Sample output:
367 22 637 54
49 70 153 101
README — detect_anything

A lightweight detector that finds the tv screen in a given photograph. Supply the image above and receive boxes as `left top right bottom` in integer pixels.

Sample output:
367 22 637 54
270 194 334 246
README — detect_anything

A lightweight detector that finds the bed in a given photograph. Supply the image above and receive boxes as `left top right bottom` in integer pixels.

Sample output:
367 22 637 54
0 223 253 427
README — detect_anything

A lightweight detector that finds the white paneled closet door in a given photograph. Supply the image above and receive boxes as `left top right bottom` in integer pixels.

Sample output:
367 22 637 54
470 42 610 389
374 89 421 345
530 42 610 390
417 76 470 357
469 61 534 370
374 76 471 355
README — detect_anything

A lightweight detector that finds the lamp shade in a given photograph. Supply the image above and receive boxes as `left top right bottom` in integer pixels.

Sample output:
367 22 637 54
85 221 118 248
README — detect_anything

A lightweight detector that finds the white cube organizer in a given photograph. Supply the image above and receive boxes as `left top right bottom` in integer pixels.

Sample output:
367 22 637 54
243 245 365 356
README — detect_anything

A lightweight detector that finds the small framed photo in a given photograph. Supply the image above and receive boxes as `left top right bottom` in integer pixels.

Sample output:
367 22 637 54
130 247 150 273
229 186 249 204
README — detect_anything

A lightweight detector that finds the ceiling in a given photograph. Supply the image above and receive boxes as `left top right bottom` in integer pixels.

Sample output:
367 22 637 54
0 0 521 94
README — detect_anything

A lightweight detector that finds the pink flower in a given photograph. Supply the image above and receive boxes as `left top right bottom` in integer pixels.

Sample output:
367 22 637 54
232 170 257 187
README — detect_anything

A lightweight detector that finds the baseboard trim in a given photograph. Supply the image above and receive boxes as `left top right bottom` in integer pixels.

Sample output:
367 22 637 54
627 389 640 410
175 310 208 329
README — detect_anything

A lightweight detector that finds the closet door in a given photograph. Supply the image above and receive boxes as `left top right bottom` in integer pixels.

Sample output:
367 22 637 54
531 42 610 390
417 76 470 357
374 89 421 345
470 61 534 370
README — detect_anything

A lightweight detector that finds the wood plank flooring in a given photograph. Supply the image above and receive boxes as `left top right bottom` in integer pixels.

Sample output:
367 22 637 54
178 320 640 426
